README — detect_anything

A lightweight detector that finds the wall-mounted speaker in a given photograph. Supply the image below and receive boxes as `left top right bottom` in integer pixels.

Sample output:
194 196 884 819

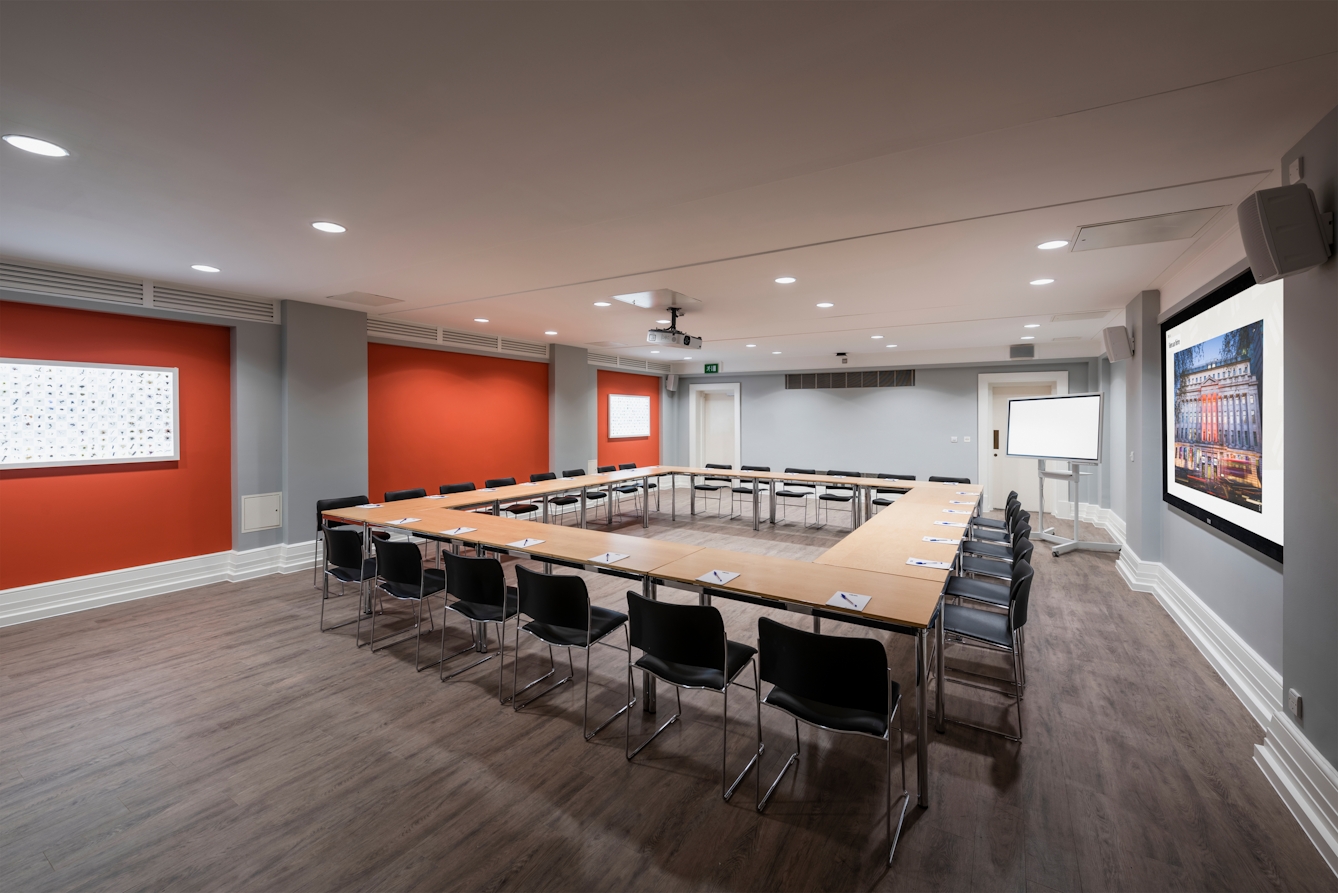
665 373 678 392
1102 325 1133 361
1236 183 1333 283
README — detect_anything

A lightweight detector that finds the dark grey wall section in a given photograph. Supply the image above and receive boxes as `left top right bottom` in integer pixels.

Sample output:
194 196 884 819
281 300 368 544
1107 358 1128 521
1123 290 1163 560
1281 107 1337 766
548 344 596 473
232 322 283 550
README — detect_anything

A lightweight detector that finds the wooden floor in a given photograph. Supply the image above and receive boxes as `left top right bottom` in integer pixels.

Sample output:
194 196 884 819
1 501 1333 892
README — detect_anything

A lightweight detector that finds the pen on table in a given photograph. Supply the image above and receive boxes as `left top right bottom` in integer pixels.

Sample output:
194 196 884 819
838 592 859 608
711 570 723 582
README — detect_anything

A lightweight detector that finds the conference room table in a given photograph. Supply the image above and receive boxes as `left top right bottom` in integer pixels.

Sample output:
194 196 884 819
324 475 985 809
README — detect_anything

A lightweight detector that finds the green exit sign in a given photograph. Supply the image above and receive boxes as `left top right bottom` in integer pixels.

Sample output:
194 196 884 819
704 363 719 374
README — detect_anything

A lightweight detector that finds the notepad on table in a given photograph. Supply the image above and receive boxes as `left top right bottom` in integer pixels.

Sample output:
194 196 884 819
923 536 959 544
934 520 968 528
948 500 974 505
387 517 420 525
439 526 477 536
426 494 448 499
956 491 973 495
942 509 971 514
356 503 381 508
907 557 953 570
519 482 537 486
507 538 545 549
589 551 630 564
480 487 496 492
696 569 740 585
826 591 870 611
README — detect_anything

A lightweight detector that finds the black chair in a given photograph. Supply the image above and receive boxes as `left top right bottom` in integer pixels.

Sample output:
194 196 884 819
971 490 1018 532
440 481 476 495
592 464 622 524
694 464 732 516
485 477 540 520
624 593 760 801
619 462 659 512
511 565 632 740
871 474 915 513
964 521 1031 562
730 465 770 519
562 468 606 524
611 463 646 520
975 507 1027 544
439 552 519 702
818 470 860 529
530 471 579 524
774 467 817 526
946 558 1034 691
941 558 1033 741
928 475 971 484
320 527 376 632
315 494 379 588
385 488 427 502
755 618 908 865
369 539 446 670
961 533 1033 582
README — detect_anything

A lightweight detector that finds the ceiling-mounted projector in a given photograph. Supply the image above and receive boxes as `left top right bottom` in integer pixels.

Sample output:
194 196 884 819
647 305 702 349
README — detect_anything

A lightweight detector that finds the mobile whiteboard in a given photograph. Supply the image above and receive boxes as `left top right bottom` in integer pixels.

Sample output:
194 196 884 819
608 393 651 438
1006 393 1102 463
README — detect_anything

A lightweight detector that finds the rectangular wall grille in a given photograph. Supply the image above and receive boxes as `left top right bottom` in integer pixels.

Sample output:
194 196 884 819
366 318 551 360
151 286 277 323
587 353 671 375
785 369 914 390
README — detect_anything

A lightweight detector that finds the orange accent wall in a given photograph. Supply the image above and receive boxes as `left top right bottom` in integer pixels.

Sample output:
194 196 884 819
367 342 550 498
0 301 233 589
597 369 661 468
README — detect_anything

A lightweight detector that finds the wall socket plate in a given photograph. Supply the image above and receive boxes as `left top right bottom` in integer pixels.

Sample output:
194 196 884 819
950 436 958 443
964 436 971 442
1288 688 1303 719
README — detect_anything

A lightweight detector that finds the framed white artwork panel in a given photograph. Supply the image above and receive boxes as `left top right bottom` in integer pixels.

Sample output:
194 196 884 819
608 393 651 438
1 358 180 469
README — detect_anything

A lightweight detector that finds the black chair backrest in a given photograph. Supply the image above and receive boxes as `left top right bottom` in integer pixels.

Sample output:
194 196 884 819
1012 521 1032 544
878 473 916 481
317 495 370 528
1013 537 1035 566
531 472 557 482
386 488 427 502
626 592 725 672
1010 558 1035 631
1006 489 1018 503
782 467 817 489
562 468 585 477
597 465 616 473
515 564 590 632
443 552 507 606
485 477 516 488
758 617 888 715
619 462 636 470
741 465 771 472
785 467 816 475
826 470 860 490
440 482 476 494
928 475 971 484
704 463 732 482
373 539 424 587
323 527 365 570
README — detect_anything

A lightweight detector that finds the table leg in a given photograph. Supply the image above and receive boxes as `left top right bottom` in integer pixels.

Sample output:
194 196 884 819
542 498 549 524
916 628 930 807
642 475 650 528
642 577 657 713
936 597 946 734
671 473 677 521
769 481 776 524
752 481 760 531
580 490 587 528
690 475 697 515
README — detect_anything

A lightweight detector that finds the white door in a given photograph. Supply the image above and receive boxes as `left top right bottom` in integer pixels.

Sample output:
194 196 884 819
688 383 741 469
991 383 1057 513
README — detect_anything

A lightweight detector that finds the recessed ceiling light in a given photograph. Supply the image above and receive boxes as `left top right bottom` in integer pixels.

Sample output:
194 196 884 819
871 335 884 340
1021 336 1035 340
191 264 220 273
656 319 670 324
1024 323 1041 328
887 344 897 348
816 302 834 308
651 350 660 354
746 344 757 348
1037 240 1068 250
3 134 68 156
1030 278 1055 286
594 301 611 307
312 221 346 233
683 356 692 360
772 351 782 355
474 318 489 323
775 277 796 284
544 330 558 336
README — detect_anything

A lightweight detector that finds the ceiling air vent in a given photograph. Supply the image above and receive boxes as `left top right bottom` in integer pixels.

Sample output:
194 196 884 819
0 261 144 306
439 328 498 350
1050 310 1111 323
1072 207 1225 251
587 352 619 367
368 317 438 343
151 285 277 323
1052 335 1084 342
646 361 672 374
498 338 549 359
1010 344 1036 359
786 369 914 389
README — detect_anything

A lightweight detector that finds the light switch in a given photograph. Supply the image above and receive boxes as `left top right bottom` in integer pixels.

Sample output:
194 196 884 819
964 436 971 443
1129 451 1135 463
950 436 958 443
1289 157 1304 184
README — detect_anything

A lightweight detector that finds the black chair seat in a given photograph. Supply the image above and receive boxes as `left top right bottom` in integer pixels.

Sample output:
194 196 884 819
522 605 627 647
972 516 1008 529
943 603 1012 648
380 568 445 600
872 497 893 506
973 526 1011 541
945 574 1009 608
964 540 1013 559
961 554 1009 578
818 492 853 502
634 640 756 691
548 495 580 506
503 503 539 515
774 489 811 499
763 685 891 737
731 486 757 494
449 592 519 623
329 558 376 584
585 491 608 499
694 483 726 491
615 485 639 494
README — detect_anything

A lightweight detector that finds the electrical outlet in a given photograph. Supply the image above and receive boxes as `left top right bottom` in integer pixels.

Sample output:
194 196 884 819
1129 450 1135 463
1289 156 1304 184
1288 688 1303 719
950 436 958 443
964 436 971 443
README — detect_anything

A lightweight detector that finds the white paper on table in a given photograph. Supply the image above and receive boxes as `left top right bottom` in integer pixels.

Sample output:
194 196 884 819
426 494 448 499
439 526 477 536
907 557 953 570
356 503 381 508
956 491 973 495
589 551 630 564
480 488 496 492
519 482 537 486
827 591 870 611
949 500 975 505
506 538 545 549
942 509 972 514
923 536 960 544
696 569 740 585
387 517 420 524
934 520 968 528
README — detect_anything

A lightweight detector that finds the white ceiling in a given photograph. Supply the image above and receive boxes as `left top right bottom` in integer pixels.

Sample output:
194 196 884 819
2 2 1334 370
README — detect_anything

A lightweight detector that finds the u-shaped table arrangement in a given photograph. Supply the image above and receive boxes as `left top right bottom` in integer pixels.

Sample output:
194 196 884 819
325 466 984 810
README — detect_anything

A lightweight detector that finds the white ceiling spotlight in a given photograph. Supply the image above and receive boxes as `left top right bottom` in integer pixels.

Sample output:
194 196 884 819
772 351 782 355
544 330 558 336
191 264 221 273
816 302 834 308
474 318 489 323
1024 323 1041 328
746 344 757 348
886 344 897 348
1037 240 1069 250
651 350 660 354
1021 336 1035 340
871 335 884 340
775 276 796 284
2 134 68 157
593 301 611 307
656 319 671 324
312 221 346 233
1029 278 1055 285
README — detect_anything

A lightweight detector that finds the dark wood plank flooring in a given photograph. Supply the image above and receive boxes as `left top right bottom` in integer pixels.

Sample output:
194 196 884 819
1 504 1333 891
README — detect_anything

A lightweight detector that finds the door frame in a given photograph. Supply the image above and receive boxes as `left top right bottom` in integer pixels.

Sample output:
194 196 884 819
688 381 741 470
977 371 1069 512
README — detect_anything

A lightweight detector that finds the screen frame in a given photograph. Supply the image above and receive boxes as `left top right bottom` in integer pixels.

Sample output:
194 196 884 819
607 392 651 439
1004 392 1104 462
1160 267 1282 562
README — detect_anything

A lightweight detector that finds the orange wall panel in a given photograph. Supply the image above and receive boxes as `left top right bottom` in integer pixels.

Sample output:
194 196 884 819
597 369 660 468
367 343 550 498
0 301 233 589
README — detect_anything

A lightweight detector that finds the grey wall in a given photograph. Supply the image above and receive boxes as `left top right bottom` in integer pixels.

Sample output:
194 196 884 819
232 322 284 550
1123 290 1164 561
281 300 368 544
1106 357 1127 522
549 344 597 473
1281 107 1337 766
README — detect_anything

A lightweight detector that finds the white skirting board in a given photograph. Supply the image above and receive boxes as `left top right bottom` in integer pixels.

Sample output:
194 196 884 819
0 540 317 628
1256 710 1338 876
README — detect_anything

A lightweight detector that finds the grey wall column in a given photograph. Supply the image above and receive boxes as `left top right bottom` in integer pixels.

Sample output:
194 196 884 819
1123 290 1163 560
232 321 284 550
549 344 596 473
281 300 368 544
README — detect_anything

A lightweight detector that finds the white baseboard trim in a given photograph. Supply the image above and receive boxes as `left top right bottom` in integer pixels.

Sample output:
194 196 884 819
0 540 317 628
1256 711 1338 876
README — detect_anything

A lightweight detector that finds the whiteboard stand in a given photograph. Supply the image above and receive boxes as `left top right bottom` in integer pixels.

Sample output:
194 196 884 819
1035 461 1122 557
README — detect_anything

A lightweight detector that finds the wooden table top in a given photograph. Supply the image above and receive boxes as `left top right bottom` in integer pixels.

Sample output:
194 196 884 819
815 485 982 580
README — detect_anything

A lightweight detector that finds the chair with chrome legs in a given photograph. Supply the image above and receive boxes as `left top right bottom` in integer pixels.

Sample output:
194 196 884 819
624 592 760 801
964 521 1031 563
562 468 605 524
974 508 1027 544
441 481 495 519
320 527 376 632
945 558 1034 691
961 531 1033 582
530 471 578 525
971 490 1017 534
871 474 915 513
368 539 446 669
755 617 909 865
941 558 1033 741
818 470 860 529
483 477 541 520
610 463 645 521
592 465 622 524
386 487 427 502
774 468 817 527
511 564 632 740
619 462 659 513
693 464 732 517
730 465 770 520
315 495 385 588
439 551 518 702
928 475 971 484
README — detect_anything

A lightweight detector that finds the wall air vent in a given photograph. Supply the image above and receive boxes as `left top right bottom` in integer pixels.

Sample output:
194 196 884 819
498 338 550 359
151 286 278 323
586 353 671 376
368 317 438 343
439 328 500 350
1010 344 1036 359
786 369 914 390
0 261 144 306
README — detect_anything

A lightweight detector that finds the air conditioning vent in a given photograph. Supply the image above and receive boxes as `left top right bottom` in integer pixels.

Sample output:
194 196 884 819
1010 344 1036 359
617 358 649 371
587 352 619 367
151 286 277 323
439 328 498 350
1050 310 1111 323
646 361 672 374
0 261 144 305
499 338 549 359
1051 335 1084 342
368 317 438 343
786 369 914 389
